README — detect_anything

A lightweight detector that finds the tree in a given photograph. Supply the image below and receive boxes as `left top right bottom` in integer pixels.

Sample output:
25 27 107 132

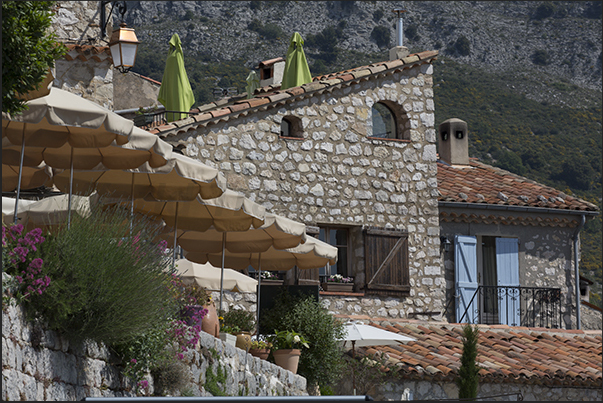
371 26 390 48
456 323 480 399
531 49 549 65
454 35 471 56
2 1 66 115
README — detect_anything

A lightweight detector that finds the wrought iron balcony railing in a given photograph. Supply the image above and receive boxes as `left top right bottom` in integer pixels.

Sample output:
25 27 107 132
458 285 562 329
133 110 198 130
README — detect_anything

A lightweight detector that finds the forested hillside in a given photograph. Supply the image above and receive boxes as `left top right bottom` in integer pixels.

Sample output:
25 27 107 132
124 1 602 305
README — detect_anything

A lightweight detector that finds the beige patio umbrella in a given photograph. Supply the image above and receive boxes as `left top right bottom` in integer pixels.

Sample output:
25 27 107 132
162 212 307 254
183 235 338 330
50 153 227 202
2 162 52 192
2 87 173 225
126 189 266 309
10 193 98 233
172 258 258 293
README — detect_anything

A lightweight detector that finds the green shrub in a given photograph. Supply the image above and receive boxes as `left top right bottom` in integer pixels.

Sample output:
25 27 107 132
531 49 549 65
261 289 346 389
151 352 191 396
25 202 176 345
532 2 555 20
370 26 390 48
454 35 471 56
219 307 255 332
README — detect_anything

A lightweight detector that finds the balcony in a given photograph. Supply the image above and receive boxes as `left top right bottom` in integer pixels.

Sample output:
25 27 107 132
133 110 198 130
457 286 562 329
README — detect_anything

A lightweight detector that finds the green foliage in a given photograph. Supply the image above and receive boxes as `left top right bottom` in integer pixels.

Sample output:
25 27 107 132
183 10 195 21
370 26 390 48
219 307 255 332
205 364 228 396
1 1 67 115
454 35 471 56
249 1 262 11
334 353 395 396
532 2 556 20
532 49 549 65
554 154 596 190
584 1 602 19
268 329 310 350
261 289 346 388
151 354 190 396
494 151 525 175
405 24 419 42
247 20 283 40
26 202 176 346
372 9 384 22
456 324 480 399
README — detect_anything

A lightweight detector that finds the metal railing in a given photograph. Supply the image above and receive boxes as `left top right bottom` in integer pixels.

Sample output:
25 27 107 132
133 110 198 130
459 286 562 328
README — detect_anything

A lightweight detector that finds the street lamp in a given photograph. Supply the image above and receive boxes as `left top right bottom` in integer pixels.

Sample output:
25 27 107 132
100 1 140 74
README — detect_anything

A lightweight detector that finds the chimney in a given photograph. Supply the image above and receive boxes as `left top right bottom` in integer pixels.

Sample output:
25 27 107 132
438 118 469 165
389 9 410 60
258 57 285 87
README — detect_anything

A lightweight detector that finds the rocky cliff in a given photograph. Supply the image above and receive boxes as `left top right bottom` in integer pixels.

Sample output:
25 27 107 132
122 1 602 107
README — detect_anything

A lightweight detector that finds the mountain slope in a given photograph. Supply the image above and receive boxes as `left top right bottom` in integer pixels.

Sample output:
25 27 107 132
122 1 602 305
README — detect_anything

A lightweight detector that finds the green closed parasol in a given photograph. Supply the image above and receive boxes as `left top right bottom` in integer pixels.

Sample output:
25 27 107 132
157 33 195 122
280 32 312 90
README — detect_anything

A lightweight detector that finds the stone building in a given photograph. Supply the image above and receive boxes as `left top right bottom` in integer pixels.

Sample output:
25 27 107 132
436 118 599 330
149 48 445 321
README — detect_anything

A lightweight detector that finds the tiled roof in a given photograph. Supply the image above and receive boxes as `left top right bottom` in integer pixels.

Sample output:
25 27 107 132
438 159 599 213
63 44 111 63
344 318 602 388
148 50 439 138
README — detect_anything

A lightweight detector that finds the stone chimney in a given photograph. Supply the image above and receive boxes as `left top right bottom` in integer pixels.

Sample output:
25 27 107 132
438 118 469 165
258 57 285 87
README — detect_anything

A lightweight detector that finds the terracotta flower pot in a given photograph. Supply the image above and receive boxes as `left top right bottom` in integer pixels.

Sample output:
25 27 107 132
272 348 301 374
201 301 220 337
235 331 252 351
249 348 270 360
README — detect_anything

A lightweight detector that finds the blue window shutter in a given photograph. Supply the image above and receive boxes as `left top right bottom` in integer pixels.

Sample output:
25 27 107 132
455 235 478 324
496 238 520 326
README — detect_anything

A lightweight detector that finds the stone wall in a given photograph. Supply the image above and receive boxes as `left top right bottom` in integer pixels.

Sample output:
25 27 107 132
51 2 115 109
2 303 307 401
170 63 443 315
348 377 603 401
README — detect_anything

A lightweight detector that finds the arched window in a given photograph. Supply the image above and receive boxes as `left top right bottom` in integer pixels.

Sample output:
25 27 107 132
371 102 397 139
280 116 303 138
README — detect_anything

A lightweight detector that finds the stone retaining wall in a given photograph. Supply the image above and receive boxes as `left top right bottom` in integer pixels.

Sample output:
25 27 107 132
2 303 307 401
340 377 603 401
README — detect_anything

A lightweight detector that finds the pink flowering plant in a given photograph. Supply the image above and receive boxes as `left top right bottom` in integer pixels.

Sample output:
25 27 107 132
2 223 51 306
326 274 353 283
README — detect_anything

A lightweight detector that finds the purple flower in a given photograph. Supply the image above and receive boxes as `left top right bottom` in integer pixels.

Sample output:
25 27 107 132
130 359 137 364
177 353 184 360
28 258 43 271
10 224 24 236
138 380 148 389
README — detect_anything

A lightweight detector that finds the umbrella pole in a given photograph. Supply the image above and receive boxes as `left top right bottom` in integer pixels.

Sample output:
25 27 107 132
256 253 262 337
352 340 356 395
172 201 179 268
130 174 134 235
67 147 74 229
219 232 226 312
13 127 26 224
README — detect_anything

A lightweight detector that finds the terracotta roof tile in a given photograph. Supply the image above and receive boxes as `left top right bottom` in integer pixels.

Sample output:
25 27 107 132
347 319 601 388
438 159 598 215
152 50 439 138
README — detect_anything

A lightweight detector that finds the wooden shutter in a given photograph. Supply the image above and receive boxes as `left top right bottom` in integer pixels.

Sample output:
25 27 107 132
364 228 409 296
496 238 520 326
455 235 478 324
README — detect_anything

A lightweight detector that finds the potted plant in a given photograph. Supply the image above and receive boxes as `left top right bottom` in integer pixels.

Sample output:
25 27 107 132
218 321 238 347
321 274 354 292
267 329 310 374
172 275 214 330
259 271 283 286
249 339 272 360
219 308 255 351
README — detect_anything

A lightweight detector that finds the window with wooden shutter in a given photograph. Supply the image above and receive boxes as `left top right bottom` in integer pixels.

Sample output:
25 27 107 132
364 227 409 296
